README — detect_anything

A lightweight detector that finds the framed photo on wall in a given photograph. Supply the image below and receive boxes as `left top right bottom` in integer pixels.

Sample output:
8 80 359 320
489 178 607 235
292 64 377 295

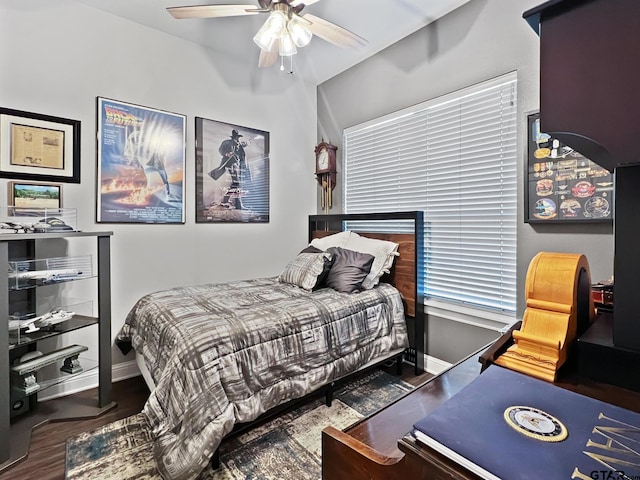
96 97 186 224
0 107 80 183
525 112 614 223
8 182 62 209
195 117 269 223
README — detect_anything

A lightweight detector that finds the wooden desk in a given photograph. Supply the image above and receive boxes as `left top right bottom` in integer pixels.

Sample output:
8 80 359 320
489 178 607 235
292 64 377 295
322 345 640 480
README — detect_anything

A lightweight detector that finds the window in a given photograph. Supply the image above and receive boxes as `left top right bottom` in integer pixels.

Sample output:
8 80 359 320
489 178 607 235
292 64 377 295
343 72 517 315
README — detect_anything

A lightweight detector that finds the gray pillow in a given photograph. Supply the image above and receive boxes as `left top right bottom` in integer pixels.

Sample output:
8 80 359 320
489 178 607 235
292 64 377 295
325 247 375 294
300 245 323 254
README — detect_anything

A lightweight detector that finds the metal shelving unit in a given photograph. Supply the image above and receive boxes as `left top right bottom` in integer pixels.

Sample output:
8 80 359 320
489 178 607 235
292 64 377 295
0 231 116 472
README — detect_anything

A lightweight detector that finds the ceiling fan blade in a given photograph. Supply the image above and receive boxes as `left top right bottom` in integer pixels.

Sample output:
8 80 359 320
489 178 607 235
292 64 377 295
258 40 279 68
302 14 368 48
167 5 260 19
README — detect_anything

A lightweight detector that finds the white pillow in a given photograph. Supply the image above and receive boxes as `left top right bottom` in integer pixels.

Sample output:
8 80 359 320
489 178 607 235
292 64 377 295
343 232 399 290
309 230 352 251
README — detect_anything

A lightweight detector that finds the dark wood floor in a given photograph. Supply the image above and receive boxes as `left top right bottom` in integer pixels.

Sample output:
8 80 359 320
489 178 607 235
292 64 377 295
0 364 432 480
0 377 150 480
382 361 433 388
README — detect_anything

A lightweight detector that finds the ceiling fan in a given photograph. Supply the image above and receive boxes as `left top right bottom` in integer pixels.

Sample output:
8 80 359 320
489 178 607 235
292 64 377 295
167 1 368 70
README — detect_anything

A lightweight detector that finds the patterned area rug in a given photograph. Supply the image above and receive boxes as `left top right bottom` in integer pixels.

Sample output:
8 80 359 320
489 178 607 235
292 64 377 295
65 369 413 480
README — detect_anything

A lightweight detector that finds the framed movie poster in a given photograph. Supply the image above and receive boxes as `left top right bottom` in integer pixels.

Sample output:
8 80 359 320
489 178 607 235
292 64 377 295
0 107 80 183
525 112 614 223
96 98 186 223
195 117 269 223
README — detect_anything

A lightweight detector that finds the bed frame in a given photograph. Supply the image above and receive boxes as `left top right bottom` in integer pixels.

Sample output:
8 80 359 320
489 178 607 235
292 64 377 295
136 211 425 472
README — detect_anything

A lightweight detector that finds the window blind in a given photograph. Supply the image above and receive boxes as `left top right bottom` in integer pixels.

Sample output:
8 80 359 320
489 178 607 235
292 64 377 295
344 72 517 314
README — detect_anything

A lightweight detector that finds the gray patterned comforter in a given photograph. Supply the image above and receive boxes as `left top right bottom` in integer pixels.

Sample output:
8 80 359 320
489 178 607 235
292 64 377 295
117 277 408 480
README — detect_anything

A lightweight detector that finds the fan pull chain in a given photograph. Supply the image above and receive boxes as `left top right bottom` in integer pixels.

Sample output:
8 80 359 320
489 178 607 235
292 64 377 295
279 55 295 75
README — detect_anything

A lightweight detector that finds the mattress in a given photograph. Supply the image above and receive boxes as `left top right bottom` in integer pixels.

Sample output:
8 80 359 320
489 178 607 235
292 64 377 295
117 276 408 480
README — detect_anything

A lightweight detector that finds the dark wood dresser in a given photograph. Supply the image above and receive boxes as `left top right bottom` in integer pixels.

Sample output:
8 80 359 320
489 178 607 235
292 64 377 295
321 341 640 480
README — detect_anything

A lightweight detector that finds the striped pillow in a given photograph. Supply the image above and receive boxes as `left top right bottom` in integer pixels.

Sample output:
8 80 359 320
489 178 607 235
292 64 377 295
278 252 333 291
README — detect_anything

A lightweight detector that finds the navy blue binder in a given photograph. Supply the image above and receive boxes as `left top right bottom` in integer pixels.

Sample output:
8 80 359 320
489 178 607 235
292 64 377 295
413 365 640 480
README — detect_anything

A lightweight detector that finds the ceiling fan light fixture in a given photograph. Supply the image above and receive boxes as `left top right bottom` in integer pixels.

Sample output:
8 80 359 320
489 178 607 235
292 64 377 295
253 29 275 51
253 10 287 51
168 0 367 73
287 17 312 47
279 31 297 56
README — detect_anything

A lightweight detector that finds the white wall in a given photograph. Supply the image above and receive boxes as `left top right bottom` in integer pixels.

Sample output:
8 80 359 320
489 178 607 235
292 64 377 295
317 0 614 363
0 1 318 384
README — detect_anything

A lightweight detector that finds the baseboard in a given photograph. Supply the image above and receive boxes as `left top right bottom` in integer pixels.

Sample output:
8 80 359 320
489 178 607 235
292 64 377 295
403 354 451 376
38 360 140 402
424 354 452 375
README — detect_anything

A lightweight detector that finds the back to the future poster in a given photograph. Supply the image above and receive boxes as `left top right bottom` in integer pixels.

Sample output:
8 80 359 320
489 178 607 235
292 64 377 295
97 97 186 224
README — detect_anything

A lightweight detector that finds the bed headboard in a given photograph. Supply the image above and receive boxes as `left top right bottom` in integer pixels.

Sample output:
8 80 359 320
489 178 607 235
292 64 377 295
309 211 425 373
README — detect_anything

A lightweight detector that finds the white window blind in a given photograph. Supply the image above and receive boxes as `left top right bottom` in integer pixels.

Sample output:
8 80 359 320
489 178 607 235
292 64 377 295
344 72 517 314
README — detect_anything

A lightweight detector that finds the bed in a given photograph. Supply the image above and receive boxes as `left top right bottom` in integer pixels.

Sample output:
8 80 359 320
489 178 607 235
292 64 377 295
116 211 424 480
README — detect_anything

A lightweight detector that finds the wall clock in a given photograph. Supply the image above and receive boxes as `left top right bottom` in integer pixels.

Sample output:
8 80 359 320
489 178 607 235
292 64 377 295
314 140 337 213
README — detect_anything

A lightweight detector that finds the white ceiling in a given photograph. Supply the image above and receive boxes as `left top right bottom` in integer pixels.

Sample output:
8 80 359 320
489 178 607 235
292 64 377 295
74 0 471 84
